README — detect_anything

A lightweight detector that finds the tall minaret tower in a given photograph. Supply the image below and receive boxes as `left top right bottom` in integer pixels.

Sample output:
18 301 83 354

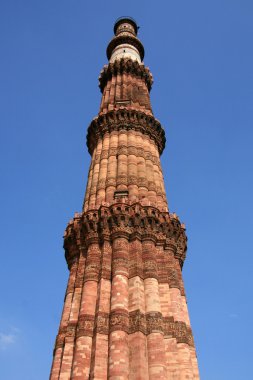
50 17 200 380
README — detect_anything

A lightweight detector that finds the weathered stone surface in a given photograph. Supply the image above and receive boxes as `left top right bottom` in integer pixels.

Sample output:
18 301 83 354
50 17 199 380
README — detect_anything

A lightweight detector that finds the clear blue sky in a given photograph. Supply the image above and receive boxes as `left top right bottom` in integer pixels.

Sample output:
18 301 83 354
0 1 252 379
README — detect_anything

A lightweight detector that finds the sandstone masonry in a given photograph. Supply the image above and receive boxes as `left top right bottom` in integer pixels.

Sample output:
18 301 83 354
50 17 200 380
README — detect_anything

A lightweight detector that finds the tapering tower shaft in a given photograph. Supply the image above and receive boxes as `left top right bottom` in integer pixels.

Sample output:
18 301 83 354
50 17 199 380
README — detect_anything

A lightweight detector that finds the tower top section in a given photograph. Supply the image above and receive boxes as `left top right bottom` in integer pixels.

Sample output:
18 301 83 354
107 17 144 63
113 16 138 35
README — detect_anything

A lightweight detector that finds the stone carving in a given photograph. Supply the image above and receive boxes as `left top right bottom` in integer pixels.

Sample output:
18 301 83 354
87 109 166 155
99 58 153 92
163 316 174 337
51 17 199 380
145 151 153 160
66 321 77 337
116 175 128 186
96 312 109 335
100 150 109 159
168 268 180 289
127 146 138 156
129 260 143 279
163 317 194 346
108 147 118 156
138 177 148 188
125 311 194 346
129 310 146 334
143 260 158 279
118 145 128 155
113 237 129 250
84 262 100 282
105 178 116 187
109 309 129 333
146 312 163 334
112 257 129 276
128 176 138 185
148 181 156 191
54 313 194 348
64 201 187 270
77 314 95 338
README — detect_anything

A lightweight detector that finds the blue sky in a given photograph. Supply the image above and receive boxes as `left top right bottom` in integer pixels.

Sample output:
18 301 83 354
0 1 252 379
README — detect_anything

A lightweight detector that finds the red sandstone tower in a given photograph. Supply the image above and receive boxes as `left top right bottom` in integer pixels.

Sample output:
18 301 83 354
50 17 200 380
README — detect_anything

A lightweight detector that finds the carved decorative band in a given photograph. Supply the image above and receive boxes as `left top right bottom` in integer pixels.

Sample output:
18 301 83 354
163 317 194 346
84 263 100 282
129 261 143 279
105 178 117 187
128 146 138 156
95 146 161 164
54 313 194 348
100 265 111 280
148 182 156 191
129 310 146 334
76 314 95 338
96 312 109 335
99 58 153 92
168 268 180 289
64 202 187 268
87 109 166 155
138 177 148 188
100 150 109 159
117 144 128 155
116 175 128 186
85 233 100 246
112 257 129 276
109 309 129 333
143 259 158 280
66 321 77 337
146 312 163 334
107 147 118 156
128 175 138 186
82 251 183 285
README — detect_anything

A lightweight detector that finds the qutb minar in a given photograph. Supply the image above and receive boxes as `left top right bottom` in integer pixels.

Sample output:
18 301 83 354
50 17 200 380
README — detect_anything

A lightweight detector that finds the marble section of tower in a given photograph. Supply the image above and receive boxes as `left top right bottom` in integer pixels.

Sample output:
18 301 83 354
50 17 200 380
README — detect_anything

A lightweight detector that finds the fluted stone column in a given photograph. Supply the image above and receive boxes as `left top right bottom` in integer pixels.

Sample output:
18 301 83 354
128 238 149 380
96 133 109 204
127 131 139 201
143 238 167 379
50 17 199 380
50 259 79 380
117 130 128 191
90 239 112 379
105 131 118 204
109 234 129 379
71 241 101 380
